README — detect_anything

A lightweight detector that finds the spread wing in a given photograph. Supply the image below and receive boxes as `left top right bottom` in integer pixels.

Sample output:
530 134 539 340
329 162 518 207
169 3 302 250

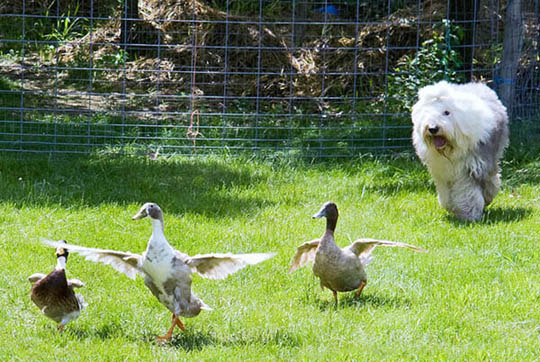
288 239 320 273
186 252 276 279
67 278 85 288
345 238 427 265
28 273 47 284
42 239 143 280
173 249 191 263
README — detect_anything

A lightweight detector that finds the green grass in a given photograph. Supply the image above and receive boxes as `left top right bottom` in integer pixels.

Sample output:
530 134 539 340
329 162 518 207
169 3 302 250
0 151 539 360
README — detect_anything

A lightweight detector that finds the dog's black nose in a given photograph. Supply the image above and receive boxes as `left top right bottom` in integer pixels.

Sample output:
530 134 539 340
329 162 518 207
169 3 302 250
428 126 439 135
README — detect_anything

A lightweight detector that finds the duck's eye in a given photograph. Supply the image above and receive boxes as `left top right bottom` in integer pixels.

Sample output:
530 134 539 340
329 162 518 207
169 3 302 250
443 110 450 116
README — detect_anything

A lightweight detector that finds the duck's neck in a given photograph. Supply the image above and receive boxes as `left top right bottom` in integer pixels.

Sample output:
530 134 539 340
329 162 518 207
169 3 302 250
321 217 337 242
55 256 67 270
326 216 337 234
148 217 174 251
150 217 165 238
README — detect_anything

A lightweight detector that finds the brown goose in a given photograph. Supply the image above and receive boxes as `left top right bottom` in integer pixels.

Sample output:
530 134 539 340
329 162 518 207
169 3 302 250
28 240 87 331
289 202 426 304
44 202 276 341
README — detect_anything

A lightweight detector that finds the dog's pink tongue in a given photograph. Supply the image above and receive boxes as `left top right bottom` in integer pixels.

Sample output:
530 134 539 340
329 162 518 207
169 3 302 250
433 136 447 148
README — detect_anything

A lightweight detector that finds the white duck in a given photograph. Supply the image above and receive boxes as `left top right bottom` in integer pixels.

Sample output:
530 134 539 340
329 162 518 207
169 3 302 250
289 202 426 304
44 202 276 341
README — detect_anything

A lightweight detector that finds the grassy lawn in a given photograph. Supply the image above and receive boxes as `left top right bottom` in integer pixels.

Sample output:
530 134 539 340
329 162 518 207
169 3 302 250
0 151 539 360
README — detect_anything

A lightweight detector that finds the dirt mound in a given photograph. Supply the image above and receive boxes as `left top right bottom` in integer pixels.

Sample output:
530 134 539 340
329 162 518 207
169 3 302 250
30 0 470 113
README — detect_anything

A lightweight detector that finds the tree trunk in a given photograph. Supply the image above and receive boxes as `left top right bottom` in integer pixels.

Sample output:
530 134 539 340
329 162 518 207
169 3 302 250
499 0 523 116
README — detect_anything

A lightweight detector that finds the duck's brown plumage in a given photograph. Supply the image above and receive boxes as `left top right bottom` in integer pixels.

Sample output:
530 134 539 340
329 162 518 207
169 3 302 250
29 240 86 331
30 269 80 324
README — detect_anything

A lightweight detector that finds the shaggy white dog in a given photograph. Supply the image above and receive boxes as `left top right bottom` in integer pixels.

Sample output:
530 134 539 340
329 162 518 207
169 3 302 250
411 81 509 221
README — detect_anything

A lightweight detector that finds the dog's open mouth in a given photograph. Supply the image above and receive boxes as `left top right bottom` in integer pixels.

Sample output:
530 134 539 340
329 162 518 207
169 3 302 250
432 136 447 149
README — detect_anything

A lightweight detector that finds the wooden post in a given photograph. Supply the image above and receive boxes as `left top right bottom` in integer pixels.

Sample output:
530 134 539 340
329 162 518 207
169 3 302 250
499 0 523 116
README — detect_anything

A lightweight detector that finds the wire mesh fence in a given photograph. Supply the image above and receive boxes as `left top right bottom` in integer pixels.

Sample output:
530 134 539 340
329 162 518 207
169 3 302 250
0 0 538 158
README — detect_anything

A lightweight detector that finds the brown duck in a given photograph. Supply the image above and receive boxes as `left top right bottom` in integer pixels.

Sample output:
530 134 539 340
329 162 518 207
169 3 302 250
289 202 427 304
28 240 87 331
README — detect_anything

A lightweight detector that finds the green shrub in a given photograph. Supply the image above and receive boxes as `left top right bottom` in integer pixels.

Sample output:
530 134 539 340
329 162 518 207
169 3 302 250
386 19 466 114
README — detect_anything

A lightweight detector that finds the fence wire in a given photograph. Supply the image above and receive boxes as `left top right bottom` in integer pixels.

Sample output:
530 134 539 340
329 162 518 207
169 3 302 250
0 0 538 158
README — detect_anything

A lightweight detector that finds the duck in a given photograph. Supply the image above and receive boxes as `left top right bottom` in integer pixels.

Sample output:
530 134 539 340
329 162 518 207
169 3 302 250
289 202 426 304
28 240 87 331
44 202 276 341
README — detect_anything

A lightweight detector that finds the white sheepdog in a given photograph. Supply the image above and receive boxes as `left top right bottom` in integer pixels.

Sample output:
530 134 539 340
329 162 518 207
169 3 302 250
411 81 509 221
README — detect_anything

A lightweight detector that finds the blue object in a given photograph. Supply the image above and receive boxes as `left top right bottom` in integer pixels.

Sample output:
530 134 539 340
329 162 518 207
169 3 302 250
314 5 339 16
494 77 515 85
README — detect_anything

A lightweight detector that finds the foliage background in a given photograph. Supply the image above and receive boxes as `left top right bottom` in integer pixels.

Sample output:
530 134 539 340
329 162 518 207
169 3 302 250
0 0 538 157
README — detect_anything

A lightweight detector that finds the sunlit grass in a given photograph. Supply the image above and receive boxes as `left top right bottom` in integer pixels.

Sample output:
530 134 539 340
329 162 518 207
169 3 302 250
0 152 539 360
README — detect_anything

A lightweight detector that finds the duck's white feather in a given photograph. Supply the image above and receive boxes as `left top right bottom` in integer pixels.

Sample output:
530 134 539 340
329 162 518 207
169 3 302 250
345 238 427 266
28 273 47 284
187 252 277 279
76 293 88 309
288 240 320 273
42 239 143 280
68 278 85 288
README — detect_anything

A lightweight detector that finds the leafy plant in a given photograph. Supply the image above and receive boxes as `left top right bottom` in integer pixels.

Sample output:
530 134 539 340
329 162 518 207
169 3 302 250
44 2 86 42
386 19 466 113
98 49 129 67
21 0 88 45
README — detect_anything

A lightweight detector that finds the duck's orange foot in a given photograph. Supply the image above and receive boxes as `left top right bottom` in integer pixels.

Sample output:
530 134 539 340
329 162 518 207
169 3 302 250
156 314 186 342
156 333 173 342
57 325 65 332
355 281 367 297
332 290 338 305
175 317 186 331
156 333 172 342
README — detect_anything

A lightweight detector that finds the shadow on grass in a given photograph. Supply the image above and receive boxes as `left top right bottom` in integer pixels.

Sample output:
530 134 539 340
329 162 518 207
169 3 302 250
165 329 218 351
502 143 540 187
446 206 533 226
311 291 411 311
366 177 433 196
483 206 533 224
343 156 434 196
71 323 219 350
224 329 301 348
69 322 125 340
140 327 300 350
0 155 272 218
341 292 411 309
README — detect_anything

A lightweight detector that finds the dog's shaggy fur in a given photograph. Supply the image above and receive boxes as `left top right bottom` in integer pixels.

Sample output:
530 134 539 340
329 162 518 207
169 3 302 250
411 81 509 221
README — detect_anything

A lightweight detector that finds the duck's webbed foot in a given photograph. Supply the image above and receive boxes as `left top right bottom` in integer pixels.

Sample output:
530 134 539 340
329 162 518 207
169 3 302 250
157 314 185 342
57 324 65 332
